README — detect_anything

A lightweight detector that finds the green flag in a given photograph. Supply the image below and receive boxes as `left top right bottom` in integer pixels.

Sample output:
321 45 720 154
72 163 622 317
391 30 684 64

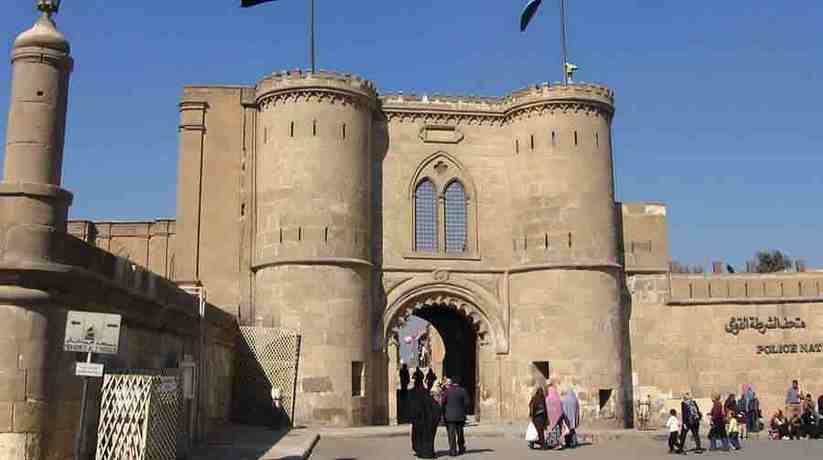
520 0 543 32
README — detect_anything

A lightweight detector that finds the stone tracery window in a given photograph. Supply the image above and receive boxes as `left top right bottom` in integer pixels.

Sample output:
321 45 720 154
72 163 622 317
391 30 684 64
407 152 479 259
414 180 438 252
444 181 467 253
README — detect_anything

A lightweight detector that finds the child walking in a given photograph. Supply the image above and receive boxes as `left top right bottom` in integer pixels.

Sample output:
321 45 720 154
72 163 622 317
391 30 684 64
667 409 685 454
727 411 742 450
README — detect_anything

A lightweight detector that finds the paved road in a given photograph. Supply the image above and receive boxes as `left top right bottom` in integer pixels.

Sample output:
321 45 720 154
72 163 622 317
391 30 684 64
311 436 823 460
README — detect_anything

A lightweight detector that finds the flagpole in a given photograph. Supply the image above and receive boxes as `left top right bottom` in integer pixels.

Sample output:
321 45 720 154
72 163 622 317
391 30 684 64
559 0 568 85
310 0 316 72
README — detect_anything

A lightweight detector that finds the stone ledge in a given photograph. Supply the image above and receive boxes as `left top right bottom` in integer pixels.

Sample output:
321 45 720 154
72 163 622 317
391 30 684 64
668 295 823 306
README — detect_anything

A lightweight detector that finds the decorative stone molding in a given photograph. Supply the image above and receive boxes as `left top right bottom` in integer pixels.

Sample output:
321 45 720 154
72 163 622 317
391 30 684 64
384 111 503 127
506 101 613 123
258 89 372 112
376 272 509 354
419 125 465 144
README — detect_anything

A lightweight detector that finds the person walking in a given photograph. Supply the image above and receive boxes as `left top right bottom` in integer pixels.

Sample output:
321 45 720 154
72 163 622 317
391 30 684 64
425 368 438 391
679 393 704 453
443 376 469 456
743 386 759 436
408 379 441 459
399 362 410 392
708 393 730 451
528 386 547 450
667 409 685 454
727 411 742 450
562 388 581 448
544 383 564 449
413 366 425 388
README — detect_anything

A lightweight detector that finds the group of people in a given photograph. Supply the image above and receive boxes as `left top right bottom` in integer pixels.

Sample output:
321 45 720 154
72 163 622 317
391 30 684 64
527 382 581 450
667 388 758 454
770 380 822 440
665 380 823 455
401 363 471 458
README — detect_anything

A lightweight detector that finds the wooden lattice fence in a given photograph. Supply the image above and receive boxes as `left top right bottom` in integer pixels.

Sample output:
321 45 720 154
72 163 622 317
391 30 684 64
95 371 182 460
233 326 302 425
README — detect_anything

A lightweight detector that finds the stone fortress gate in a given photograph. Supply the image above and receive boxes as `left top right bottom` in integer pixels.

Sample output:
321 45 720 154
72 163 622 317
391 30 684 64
172 71 631 427
2 10 822 458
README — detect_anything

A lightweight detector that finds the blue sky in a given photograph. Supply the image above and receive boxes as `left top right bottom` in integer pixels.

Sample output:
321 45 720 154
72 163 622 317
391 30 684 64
1 0 821 270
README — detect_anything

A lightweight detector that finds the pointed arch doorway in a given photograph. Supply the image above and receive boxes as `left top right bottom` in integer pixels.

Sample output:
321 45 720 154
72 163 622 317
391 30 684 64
381 278 509 424
410 304 479 414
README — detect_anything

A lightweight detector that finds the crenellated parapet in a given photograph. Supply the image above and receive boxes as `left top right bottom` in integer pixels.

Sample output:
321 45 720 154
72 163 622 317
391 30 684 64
256 70 378 112
380 82 614 125
505 82 614 122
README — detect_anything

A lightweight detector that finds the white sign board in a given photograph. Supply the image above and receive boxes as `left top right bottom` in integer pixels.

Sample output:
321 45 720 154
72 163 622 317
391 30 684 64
158 376 178 393
75 362 105 378
64 311 122 355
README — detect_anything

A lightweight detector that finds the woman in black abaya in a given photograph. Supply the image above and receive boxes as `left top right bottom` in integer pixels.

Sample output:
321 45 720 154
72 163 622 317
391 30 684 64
410 380 442 459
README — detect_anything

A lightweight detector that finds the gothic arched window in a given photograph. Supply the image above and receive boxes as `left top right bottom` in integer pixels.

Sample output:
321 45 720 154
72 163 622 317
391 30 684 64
414 180 437 252
444 181 467 253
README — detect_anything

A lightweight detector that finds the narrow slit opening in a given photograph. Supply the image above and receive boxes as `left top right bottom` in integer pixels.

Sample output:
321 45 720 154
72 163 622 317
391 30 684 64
312 120 317 136
290 121 295 137
568 232 573 248
551 131 556 146
574 131 579 146
530 134 535 150
342 123 347 140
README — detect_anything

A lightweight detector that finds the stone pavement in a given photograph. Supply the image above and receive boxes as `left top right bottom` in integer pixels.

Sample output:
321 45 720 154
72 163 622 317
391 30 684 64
316 422 671 444
310 435 823 460
190 425 320 460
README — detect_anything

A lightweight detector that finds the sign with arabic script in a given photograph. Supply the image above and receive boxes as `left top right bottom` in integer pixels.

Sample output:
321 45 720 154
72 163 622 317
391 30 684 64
64 311 122 355
724 316 807 335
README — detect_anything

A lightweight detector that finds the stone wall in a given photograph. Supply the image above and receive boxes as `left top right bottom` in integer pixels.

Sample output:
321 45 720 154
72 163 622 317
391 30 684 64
629 272 823 426
67 220 176 280
0 232 236 460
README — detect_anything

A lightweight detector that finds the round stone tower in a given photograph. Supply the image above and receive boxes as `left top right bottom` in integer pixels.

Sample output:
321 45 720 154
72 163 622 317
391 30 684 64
252 71 378 426
1 5 73 261
506 83 630 427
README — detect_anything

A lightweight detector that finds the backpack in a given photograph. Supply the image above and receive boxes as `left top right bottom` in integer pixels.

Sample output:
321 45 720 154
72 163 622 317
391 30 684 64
688 400 702 424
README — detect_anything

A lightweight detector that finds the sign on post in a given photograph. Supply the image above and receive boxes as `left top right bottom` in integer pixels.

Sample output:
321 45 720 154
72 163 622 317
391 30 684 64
75 362 105 378
64 311 122 355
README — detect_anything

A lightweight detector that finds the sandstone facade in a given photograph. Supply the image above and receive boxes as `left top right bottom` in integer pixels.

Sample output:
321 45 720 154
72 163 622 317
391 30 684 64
3 10 821 456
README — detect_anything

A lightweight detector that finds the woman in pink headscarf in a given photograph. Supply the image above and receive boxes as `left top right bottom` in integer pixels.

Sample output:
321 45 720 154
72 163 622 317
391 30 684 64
544 383 565 449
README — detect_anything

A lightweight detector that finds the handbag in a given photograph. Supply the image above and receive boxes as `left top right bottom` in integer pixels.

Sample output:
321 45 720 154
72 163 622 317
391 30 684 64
525 421 539 442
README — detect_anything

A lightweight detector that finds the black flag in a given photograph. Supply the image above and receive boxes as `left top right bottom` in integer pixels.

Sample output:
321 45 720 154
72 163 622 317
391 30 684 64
520 0 543 32
241 0 279 7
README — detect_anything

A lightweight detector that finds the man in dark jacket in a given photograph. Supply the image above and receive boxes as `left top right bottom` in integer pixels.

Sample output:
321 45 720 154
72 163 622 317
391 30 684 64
443 376 469 456
679 393 704 453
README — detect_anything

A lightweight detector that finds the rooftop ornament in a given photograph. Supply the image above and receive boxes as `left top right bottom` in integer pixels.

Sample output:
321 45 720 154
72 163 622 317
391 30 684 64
37 0 61 18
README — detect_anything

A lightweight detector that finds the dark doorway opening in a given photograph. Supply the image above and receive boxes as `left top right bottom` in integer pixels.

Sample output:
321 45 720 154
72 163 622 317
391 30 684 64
413 303 478 415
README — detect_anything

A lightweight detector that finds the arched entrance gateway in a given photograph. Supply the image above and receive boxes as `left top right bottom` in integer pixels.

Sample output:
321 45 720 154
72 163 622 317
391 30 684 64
378 273 509 424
